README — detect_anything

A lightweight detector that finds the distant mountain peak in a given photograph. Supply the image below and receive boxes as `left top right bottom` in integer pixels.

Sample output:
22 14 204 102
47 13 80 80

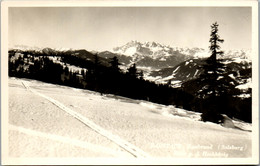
9 45 73 53
111 40 251 61
112 40 176 58
144 41 162 47
10 45 43 51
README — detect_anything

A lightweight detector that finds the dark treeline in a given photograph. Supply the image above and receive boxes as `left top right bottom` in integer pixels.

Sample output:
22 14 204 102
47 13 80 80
8 49 192 110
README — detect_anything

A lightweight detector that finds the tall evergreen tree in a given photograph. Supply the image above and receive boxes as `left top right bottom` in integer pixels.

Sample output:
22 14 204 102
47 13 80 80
182 22 239 123
198 22 225 99
208 22 224 62
198 22 238 122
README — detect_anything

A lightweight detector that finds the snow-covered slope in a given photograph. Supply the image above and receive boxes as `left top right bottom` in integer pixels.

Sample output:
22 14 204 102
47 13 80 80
7 77 251 161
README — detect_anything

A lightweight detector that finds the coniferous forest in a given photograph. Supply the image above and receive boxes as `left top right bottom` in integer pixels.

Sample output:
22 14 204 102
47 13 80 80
8 22 252 123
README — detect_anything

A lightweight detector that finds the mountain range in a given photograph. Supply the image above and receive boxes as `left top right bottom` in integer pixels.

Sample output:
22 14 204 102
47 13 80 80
97 41 251 72
111 40 250 63
9 41 252 96
12 40 251 69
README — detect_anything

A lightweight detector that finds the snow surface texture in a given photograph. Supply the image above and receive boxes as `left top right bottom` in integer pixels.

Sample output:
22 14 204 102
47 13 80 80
21 80 148 158
8 77 251 158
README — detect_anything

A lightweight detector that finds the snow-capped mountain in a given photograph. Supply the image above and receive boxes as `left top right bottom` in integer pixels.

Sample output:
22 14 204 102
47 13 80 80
99 41 195 70
9 45 72 52
10 42 251 70
9 45 43 52
112 40 203 59
108 41 252 70
112 40 195 63
224 49 252 60
101 41 252 86
112 40 251 60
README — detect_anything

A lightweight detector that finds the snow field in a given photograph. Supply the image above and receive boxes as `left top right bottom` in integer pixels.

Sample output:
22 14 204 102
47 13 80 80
8 78 252 158
21 80 149 158
9 125 128 157
9 79 133 157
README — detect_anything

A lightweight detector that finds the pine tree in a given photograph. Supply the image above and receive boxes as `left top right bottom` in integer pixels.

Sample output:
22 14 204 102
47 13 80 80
198 22 238 123
181 22 240 123
200 23 239 99
199 22 224 98
209 22 224 62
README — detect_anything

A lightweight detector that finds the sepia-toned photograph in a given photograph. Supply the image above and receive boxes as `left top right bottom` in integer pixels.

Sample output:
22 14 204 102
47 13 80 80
1 0 259 165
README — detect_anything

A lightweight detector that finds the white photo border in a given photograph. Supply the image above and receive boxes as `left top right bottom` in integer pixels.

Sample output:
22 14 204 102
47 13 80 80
1 0 259 165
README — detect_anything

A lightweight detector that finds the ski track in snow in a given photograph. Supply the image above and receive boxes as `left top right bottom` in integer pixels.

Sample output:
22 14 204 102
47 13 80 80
21 81 149 158
9 124 125 155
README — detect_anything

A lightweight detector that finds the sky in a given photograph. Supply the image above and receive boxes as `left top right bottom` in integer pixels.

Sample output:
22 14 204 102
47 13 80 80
9 7 252 51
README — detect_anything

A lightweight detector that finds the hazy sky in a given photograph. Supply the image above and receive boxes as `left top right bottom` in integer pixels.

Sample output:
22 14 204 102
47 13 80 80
9 7 252 51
